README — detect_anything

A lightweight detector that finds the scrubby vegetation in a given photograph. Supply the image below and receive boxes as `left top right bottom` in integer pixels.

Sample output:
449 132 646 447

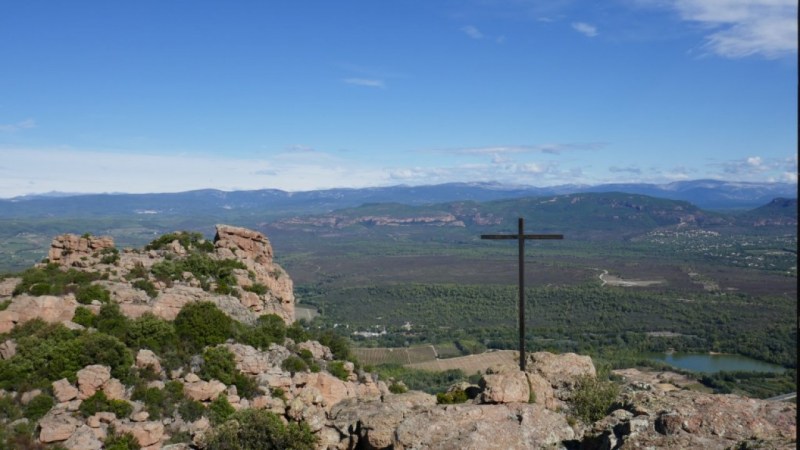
569 375 621 424
202 409 317 450
12 263 105 297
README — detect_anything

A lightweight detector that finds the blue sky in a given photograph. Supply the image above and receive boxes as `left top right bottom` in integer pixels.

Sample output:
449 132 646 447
0 0 796 197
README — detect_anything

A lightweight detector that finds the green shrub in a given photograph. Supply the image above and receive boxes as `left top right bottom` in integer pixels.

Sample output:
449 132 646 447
75 284 111 304
0 395 21 421
201 347 237 385
327 361 349 381
243 283 268 295
131 279 158 298
232 372 259 400
23 394 54 421
286 322 310 343
178 399 205 422
570 375 620 424
281 356 308 375
0 300 10 311
94 303 129 341
0 323 131 388
314 331 352 362
99 248 120 265
125 313 177 354
103 428 141 450
208 395 235 425
146 231 214 253
125 263 148 280
241 314 286 350
388 383 407 394
13 264 102 297
72 306 95 328
79 391 133 418
436 389 467 404
202 409 317 450
174 302 233 351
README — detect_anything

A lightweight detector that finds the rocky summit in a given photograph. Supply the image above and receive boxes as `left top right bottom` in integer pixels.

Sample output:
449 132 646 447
0 226 795 449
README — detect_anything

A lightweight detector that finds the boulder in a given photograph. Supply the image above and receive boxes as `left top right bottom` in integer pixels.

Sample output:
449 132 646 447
48 234 114 267
117 421 165 448
52 378 80 403
479 370 530 404
394 403 575 449
136 349 163 374
76 365 111 399
0 295 79 333
297 340 333 361
527 351 596 397
102 378 126 400
0 339 16 359
64 425 103 450
224 343 272 375
38 410 82 443
184 380 227 402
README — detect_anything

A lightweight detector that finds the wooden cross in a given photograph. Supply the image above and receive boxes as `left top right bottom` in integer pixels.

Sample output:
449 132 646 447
481 217 563 371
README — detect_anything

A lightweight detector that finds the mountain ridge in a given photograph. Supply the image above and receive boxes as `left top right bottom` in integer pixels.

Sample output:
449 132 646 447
1 179 796 218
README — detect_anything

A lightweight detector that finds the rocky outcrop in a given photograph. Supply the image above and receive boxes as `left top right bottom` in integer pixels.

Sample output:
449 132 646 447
600 368 798 450
214 224 295 323
395 403 575 449
47 234 115 267
0 295 79 334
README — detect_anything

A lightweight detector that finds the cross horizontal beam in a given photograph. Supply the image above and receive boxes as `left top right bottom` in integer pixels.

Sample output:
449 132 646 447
480 218 563 371
481 234 563 240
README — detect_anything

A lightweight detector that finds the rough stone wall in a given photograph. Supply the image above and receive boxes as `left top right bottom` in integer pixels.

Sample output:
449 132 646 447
47 234 115 268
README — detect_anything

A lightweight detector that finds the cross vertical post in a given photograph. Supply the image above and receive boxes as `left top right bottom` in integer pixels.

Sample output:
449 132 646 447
481 217 563 371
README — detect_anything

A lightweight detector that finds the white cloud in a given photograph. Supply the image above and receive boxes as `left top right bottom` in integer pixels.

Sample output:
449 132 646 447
343 78 385 88
0 147 389 198
571 22 598 37
714 154 797 181
285 144 316 153
439 142 606 156
669 0 797 58
0 118 35 132
461 25 484 39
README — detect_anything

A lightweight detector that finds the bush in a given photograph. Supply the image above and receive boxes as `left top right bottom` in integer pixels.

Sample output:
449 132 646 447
281 356 308 375
388 383 407 394
75 284 111 304
240 314 286 350
0 323 132 388
208 395 235 425
99 248 120 265
327 361 349 381
146 231 214 253
436 389 467 404
72 306 96 328
200 347 237 385
13 264 102 297
94 303 129 341
174 302 233 351
243 283 268 295
178 399 205 422
232 372 259 400
23 394 54 421
570 375 620 424
202 409 317 450
131 279 157 298
104 428 141 450
79 391 133 418
125 313 177 354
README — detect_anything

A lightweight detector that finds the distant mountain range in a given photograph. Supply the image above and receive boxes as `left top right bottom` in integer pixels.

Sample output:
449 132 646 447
0 179 796 218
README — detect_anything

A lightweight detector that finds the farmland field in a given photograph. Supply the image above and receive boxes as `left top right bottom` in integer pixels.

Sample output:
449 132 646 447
352 346 437 366
407 350 519 373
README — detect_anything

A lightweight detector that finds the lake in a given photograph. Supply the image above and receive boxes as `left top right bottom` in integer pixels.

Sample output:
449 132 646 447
649 353 786 373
